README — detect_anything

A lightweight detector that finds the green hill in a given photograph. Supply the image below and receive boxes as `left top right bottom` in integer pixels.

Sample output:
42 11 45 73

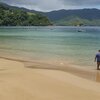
43 9 100 26
1 2 100 26
53 16 100 26
0 3 51 26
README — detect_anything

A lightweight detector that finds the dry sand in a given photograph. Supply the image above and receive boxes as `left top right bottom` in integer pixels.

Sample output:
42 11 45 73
0 58 100 100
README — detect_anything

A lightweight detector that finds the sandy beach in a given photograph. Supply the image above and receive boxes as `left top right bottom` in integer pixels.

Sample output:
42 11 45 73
0 58 100 100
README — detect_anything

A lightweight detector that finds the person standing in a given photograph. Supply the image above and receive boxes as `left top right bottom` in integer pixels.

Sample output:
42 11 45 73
95 50 100 70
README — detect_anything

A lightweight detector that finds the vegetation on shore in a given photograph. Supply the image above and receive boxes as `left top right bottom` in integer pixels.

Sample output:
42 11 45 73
0 3 51 26
53 16 100 26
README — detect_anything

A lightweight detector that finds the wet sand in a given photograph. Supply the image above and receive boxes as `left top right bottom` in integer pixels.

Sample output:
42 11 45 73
0 55 100 82
0 58 100 100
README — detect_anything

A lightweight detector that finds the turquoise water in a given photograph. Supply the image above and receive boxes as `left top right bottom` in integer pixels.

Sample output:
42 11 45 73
0 26 100 68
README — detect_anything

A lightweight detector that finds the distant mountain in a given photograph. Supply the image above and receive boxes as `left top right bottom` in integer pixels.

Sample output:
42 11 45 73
43 9 100 26
0 2 51 26
1 2 100 26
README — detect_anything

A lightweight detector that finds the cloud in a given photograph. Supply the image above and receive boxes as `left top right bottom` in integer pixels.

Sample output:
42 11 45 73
0 0 64 11
34 0 64 11
0 0 100 11
62 0 100 6
0 0 37 6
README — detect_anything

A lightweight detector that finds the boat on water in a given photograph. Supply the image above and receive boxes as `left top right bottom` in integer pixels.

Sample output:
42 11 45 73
78 30 82 32
77 29 85 32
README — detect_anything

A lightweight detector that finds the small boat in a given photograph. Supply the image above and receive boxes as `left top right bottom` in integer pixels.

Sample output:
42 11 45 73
77 29 85 32
78 30 82 32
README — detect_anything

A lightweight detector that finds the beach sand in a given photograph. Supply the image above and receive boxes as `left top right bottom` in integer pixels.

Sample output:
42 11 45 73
0 58 100 100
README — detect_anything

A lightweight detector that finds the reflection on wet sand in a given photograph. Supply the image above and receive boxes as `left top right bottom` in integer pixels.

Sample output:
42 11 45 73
25 61 100 83
0 56 100 83
95 71 100 82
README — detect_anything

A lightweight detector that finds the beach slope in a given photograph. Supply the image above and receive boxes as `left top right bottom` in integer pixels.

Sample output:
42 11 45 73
0 58 100 100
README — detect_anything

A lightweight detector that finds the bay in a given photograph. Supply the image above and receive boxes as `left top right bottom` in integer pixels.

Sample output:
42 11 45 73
0 26 100 69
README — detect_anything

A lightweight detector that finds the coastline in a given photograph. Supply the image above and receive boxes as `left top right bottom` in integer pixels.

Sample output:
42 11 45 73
0 58 100 100
0 55 100 82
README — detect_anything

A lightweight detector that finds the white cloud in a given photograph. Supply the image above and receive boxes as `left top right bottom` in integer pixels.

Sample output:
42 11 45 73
34 0 64 11
0 0 100 11
62 0 100 6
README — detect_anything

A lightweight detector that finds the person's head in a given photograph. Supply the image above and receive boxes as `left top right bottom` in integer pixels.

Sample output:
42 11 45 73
98 50 100 52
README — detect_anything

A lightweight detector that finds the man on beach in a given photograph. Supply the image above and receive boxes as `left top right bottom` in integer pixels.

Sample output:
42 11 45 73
95 50 100 70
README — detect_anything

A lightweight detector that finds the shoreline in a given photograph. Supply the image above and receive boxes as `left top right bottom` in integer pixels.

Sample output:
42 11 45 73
0 58 100 100
0 55 100 82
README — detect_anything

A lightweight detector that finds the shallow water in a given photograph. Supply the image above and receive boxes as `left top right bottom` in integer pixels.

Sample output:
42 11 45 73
0 26 100 69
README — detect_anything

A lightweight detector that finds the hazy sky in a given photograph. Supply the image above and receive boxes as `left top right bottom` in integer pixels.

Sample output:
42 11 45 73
1 0 100 11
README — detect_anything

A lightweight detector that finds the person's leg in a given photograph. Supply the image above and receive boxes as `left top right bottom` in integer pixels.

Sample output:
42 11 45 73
97 62 100 70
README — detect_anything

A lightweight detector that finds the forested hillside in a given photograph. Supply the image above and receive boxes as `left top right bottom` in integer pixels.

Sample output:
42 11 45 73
0 3 51 26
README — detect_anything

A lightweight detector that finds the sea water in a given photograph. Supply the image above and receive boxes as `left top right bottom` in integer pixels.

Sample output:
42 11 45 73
0 26 100 69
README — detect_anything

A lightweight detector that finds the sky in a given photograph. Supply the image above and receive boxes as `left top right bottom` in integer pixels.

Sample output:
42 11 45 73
0 0 100 12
